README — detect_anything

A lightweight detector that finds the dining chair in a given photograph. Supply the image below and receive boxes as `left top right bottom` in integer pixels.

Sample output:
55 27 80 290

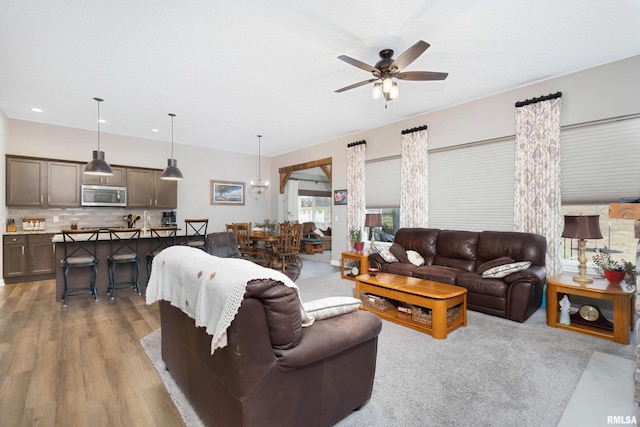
146 225 178 278
184 218 209 250
107 227 142 299
60 229 101 307
274 223 303 279
236 223 269 266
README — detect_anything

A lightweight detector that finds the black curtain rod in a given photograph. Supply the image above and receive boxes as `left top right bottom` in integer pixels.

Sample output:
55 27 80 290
401 124 428 135
347 140 366 148
515 91 562 107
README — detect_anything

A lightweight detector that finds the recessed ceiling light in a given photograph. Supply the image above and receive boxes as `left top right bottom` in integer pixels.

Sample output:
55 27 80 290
97 119 106 123
151 128 160 132
31 107 43 112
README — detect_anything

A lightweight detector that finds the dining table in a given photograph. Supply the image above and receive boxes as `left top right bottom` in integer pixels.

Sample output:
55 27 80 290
249 232 282 268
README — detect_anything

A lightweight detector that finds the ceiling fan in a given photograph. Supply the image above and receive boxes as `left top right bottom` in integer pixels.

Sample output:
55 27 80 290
335 40 448 106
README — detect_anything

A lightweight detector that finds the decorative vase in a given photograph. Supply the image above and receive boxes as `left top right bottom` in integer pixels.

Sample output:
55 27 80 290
604 269 625 285
354 242 365 253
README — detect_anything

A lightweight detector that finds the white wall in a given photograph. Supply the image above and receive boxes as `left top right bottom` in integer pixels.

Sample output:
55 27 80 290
5 121 271 232
271 55 640 260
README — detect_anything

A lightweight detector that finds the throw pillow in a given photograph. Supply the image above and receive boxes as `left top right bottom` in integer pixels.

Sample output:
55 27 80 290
406 250 425 266
373 243 398 263
303 296 362 321
476 256 515 274
314 229 324 237
322 227 332 236
389 243 410 263
482 261 532 279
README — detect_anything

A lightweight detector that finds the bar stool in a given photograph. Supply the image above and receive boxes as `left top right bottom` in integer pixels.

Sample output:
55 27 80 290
60 229 100 307
107 227 141 300
184 219 208 250
146 225 178 278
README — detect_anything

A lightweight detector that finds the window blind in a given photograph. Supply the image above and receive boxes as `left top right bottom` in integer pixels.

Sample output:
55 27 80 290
561 116 640 204
365 156 401 208
428 138 515 231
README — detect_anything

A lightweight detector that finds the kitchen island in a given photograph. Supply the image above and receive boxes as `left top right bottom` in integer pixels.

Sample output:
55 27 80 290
52 229 186 302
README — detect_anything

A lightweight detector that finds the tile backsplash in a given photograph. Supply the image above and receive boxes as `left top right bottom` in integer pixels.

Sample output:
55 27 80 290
6 207 170 233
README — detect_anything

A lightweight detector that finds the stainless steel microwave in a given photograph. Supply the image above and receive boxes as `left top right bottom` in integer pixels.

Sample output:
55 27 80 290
81 185 127 207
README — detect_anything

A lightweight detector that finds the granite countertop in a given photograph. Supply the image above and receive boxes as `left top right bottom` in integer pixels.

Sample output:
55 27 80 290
51 228 186 243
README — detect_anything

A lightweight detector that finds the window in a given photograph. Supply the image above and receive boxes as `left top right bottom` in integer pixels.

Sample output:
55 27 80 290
298 196 331 228
366 157 401 237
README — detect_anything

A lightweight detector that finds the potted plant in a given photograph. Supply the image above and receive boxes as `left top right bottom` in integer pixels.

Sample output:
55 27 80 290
592 250 637 286
256 219 275 233
349 227 364 253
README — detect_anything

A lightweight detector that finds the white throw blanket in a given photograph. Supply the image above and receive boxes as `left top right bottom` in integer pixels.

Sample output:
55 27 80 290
146 246 314 354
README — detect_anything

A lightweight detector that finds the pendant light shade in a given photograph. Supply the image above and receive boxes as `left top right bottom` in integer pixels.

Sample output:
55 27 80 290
161 113 183 180
84 97 114 176
249 135 269 200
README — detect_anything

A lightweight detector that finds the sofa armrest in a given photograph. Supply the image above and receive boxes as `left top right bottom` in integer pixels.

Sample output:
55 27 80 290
503 265 546 285
273 310 382 371
368 253 385 270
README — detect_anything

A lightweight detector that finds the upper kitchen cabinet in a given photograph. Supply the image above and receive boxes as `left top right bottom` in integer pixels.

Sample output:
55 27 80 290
81 166 126 186
126 168 177 208
6 157 82 208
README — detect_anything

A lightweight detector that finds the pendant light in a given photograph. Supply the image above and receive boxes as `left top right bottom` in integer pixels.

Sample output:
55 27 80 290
160 113 183 180
84 97 114 176
249 135 269 200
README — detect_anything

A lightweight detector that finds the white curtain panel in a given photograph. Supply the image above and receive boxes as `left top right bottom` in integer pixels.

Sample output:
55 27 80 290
400 128 428 227
514 97 563 276
285 179 299 222
347 142 366 247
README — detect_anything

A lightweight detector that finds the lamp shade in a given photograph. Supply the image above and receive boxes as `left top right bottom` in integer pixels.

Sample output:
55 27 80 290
561 215 603 239
365 213 383 228
84 150 114 176
161 158 184 180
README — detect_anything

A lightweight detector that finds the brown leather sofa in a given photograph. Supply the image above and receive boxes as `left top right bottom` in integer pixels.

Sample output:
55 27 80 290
368 228 547 322
160 278 383 426
205 231 241 258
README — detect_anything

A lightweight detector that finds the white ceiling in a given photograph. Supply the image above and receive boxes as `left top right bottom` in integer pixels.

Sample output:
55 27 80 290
1 1 640 157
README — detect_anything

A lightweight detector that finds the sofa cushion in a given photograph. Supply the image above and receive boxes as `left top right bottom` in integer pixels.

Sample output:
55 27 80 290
393 228 439 265
477 231 546 267
476 256 515 274
407 250 425 266
433 230 478 272
412 265 460 285
381 262 419 276
457 272 510 298
303 297 361 321
389 243 410 263
482 261 532 279
374 243 398 263
245 278 302 350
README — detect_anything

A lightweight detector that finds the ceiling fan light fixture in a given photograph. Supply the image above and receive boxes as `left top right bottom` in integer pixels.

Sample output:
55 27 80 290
382 76 393 93
389 82 399 100
372 83 382 99
249 135 269 200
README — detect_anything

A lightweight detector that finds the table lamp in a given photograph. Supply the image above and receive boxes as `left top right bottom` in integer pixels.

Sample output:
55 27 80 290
365 212 383 252
561 215 603 283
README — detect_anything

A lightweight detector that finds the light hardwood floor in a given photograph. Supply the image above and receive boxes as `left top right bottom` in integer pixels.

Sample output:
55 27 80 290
0 259 338 426
0 280 184 427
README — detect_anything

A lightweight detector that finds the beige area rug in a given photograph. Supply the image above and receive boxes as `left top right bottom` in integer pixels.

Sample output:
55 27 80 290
141 272 637 426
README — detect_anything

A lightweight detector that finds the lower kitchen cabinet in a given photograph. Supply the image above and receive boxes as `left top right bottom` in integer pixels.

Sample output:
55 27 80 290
3 233 56 283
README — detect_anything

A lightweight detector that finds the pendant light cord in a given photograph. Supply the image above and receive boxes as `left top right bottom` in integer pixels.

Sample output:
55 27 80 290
257 134 262 180
169 113 176 160
94 97 103 151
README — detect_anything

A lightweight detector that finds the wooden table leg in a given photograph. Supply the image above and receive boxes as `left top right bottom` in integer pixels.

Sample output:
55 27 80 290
431 299 448 339
613 294 630 345
546 283 558 327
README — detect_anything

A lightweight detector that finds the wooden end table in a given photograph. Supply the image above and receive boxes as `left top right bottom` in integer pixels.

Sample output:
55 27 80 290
546 273 636 344
341 251 369 281
355 272 467 339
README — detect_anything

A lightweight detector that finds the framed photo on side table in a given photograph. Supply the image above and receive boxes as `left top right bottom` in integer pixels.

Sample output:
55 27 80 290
211 180 245 205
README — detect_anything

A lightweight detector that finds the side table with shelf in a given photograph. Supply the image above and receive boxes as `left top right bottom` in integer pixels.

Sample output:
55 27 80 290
341 251 369 281
546 272 635 344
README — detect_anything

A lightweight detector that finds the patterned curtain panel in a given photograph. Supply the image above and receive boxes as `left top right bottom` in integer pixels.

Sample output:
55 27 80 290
347 141 366 248
514 97 562 276
400 128 428 227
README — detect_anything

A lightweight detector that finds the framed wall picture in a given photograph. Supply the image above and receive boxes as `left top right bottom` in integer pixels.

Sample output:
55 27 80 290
211 180 245 205
334 189 348 205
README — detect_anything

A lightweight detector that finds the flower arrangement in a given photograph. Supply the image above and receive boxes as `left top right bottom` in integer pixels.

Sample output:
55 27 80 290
592 250 637 286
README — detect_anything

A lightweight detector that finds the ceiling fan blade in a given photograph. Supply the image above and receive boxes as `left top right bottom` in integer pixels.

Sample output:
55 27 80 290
396 71 448 81
390 40 430 72
337 55 379 74
335 78 378 93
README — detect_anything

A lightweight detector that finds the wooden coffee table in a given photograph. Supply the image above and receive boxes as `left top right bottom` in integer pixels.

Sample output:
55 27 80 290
355 272 467 339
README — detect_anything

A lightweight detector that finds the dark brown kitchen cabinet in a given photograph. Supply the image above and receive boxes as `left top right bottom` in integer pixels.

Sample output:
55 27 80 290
126 168 177 208
6 157 81 207
3 234 56 282
82 166 126 186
